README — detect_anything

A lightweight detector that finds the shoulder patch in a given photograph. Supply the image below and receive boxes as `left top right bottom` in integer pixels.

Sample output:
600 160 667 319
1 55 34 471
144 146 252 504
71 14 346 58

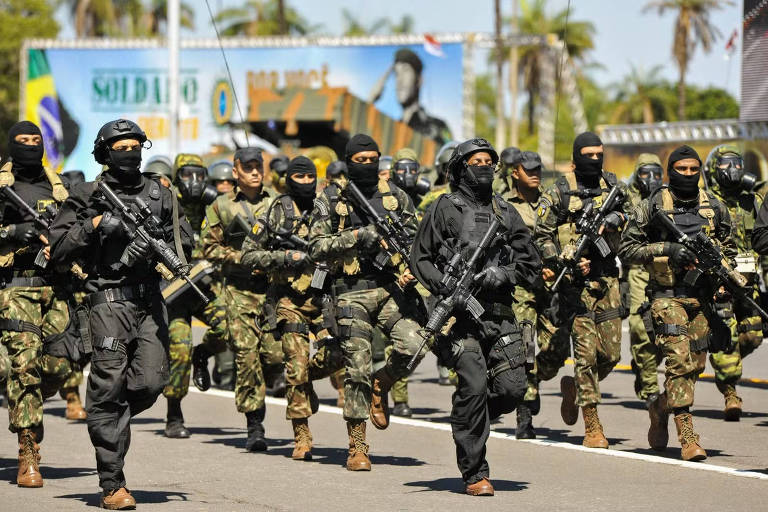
314 197 329 216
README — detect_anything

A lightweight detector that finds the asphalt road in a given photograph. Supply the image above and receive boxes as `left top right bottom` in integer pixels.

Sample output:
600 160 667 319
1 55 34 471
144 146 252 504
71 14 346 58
1 324 768 511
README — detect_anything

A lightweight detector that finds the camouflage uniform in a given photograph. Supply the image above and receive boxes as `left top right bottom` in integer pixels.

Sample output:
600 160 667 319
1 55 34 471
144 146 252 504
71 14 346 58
534 171 629 407
703 146 763 408
0 341 10 382
308 179 424 422
201 187 274 413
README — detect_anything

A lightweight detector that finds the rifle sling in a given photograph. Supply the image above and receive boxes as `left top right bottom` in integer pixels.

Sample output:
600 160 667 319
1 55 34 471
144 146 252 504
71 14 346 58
170 187 187 266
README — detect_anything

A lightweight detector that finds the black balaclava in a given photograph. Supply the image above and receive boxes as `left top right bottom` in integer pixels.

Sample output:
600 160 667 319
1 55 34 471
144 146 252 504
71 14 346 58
667 145 702 199
345 134 380 194
106 139 143 187
286 156 317 210
8 121 44 177
572 131 604 184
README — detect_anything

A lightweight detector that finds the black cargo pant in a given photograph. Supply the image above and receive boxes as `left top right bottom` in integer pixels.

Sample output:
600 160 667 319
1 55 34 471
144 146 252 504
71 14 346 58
447 314 526 484
85 293 169 491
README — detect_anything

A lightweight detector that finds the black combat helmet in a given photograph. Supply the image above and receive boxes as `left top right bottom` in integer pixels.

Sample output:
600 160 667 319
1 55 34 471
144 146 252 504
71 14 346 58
447 138 498 184
92 119 148 165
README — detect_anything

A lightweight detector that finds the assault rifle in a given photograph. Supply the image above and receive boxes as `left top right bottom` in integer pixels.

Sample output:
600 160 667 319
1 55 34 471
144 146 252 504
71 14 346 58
654 209 768 322
550 185 623 291
0 185 57 268
344 181 412 270
406 218 501 371
97 180 209 305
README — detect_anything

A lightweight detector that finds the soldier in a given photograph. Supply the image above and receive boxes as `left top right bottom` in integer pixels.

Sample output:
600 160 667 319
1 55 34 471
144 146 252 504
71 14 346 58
208 159 236 196
0 121 82 488
200 147 275 451
534 132 629 448
269 154 289 194
240 155 322 460
622 153 668 449
418 140 459 214
703 145 763 420
492 146 522 196
308 133 425 471
49 118 194 508
411 137 540 495
142 155 173 188
502 150 570 439
619 145 736 461
391 147 430 208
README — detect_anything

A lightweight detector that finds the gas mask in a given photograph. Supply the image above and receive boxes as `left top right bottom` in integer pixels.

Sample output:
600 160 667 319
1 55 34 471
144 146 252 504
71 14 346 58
392 159 430 198
715 155 756 192
177 165 217 204
635 164 663 198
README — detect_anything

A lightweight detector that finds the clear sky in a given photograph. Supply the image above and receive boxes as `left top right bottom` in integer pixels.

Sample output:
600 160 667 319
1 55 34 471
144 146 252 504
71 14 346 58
55 0 744 98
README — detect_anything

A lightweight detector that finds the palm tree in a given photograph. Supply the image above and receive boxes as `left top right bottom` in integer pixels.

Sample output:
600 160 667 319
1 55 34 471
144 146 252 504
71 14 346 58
389 14 415 34
609 65 677 124
341 8 388 36
142 0 195 36
215 0 315 37
643 0 729 120
515 0 596 134
59 0 118 37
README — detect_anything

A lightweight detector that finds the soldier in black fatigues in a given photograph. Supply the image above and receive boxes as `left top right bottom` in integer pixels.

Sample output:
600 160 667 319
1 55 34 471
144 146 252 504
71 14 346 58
410 138 540 496
49 119 193 510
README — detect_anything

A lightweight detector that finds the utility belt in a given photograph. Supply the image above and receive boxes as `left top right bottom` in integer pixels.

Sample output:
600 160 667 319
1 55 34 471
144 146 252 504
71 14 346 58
478 301 516 320
649 286 697 300
1 276 49 289
575 308 622 324
332 276 386 296
85 283 160 307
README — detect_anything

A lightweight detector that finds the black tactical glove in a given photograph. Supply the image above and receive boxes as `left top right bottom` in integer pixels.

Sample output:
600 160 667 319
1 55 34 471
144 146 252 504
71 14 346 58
98 211 123 238
124 236 151 262
664 242 697 268
355 225 381 251
474 265 511 291
8 222 37 244
603 212 624 232
284 250 308 268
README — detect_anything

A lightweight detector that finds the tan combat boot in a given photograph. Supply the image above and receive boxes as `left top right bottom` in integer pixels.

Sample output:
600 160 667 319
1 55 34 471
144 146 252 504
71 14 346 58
674 412 707 461
61 387 87 421
17 429 43 488
723 391 742 422
370 368 396 430
647 393 669 451
100 487 136 510
291 418 313 461
559 376 579 426
582 404 609 449
346 420 371 471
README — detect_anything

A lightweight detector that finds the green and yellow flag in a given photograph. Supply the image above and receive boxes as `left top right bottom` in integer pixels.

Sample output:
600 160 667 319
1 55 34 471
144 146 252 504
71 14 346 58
25 49 64 171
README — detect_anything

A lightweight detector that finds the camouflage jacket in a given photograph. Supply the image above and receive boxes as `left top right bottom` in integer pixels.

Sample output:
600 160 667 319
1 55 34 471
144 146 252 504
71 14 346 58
201 187 274 284
308 179 418 280
502 185 543 232
417 183 449 212
240 194 315 294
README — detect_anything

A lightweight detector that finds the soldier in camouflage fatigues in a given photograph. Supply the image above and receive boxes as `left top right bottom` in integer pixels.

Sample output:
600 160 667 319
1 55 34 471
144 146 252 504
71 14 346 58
702 145 763 421
503 151 570 439
534 132 630 449
620 145 737 461
241 155 324 460
491 146 522 196
309 134 425 471
201 147 275 451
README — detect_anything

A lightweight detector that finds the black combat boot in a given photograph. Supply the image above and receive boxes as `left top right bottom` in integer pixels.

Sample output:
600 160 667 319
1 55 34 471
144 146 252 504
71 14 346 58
191 345 212 392
515 402 535 439
392 402 412 418
164 398 191 439
245 408 267 451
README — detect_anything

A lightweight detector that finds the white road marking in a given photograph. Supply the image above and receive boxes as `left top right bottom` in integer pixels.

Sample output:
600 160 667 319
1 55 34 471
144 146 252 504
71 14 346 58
189 386 768 481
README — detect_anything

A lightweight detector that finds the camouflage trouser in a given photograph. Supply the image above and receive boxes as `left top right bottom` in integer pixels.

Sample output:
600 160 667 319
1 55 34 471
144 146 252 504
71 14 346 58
273 289 321 419
225 284 268 413
709 288 763 397
164 280 230 399
0 286 77 436
0 342 10 382
651 296 708 409
627 266 661 400
563 276 622 407
335 283 425 421
512 283 570 401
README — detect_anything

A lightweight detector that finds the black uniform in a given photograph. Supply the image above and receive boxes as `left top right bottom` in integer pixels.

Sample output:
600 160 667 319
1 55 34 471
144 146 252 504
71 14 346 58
49 172 193 491
410 178 540 485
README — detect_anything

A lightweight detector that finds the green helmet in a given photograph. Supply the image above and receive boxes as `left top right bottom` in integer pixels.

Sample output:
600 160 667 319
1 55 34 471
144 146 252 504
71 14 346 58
143 155 172 179
208 160 235 183
434 140 459 185
704 144 755 193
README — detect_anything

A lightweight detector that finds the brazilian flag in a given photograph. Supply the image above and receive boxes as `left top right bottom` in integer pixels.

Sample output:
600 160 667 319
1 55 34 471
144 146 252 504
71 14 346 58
25 49 64 171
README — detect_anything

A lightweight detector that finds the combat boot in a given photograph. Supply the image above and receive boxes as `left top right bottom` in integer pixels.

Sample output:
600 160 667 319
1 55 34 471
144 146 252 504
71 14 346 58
559 376 579 426
61 387 87 421
291 418 313 460
245 408 267 451
392 402 412 418
191 345 211 392
465 478 494 496
647 392 669 451
582 404 609 449
100 487 136 510
370 367 396 430
164 398 190 439
17 429 43 488
515 403 535 439
674 412 707 461
346 420 371 471
724 391 743 422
